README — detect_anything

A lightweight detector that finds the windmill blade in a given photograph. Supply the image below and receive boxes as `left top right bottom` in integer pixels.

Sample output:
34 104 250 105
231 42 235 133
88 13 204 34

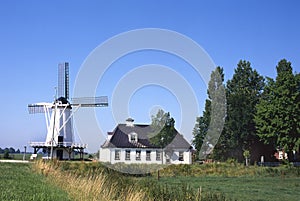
71 96 108 107
28 103 52 114
58 62 69 99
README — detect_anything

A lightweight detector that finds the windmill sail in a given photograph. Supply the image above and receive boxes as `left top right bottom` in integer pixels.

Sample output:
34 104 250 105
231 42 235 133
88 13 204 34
58 62 69 99
28 103 53 114
28 104 46 114
72 96 108 107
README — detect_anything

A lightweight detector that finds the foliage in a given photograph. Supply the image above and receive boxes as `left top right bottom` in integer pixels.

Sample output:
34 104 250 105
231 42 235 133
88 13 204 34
149 109 177 147
192 100 211 159
0 147 19 154
215 60 264 162
150 109 169 131
243 150 250 159
3 150 10 159
243 150 251 166
193 67 226 160
255 59 300 158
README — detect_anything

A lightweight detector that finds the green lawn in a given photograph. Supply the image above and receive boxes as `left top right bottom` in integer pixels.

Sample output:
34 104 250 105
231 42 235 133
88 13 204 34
153 175 300 201
0 162 71 201
1 161 300 201
0 153 35 160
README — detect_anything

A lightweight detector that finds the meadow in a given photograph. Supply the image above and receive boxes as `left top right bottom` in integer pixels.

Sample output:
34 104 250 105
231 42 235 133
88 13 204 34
0 153 31 160
0 161 299 201
0 162 70 201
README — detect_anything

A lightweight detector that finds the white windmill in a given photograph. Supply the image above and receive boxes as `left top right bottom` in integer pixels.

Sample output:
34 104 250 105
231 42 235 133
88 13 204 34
28 62 108 160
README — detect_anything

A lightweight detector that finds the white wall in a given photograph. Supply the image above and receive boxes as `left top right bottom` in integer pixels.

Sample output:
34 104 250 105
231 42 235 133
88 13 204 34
169 150 192 164
99 148 192 164
99 148 111 162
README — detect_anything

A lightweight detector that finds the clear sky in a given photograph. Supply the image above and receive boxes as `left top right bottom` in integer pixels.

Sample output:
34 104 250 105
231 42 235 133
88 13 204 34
0 1 299 153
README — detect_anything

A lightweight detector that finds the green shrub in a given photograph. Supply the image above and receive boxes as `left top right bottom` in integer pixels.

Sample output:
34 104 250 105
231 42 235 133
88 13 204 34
3 150 10 159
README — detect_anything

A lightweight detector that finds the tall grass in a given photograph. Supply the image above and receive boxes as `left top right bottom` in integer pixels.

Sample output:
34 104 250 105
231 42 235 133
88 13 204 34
33 160 146 201
2 161 299 201
32 160 230 201
33 160 300 201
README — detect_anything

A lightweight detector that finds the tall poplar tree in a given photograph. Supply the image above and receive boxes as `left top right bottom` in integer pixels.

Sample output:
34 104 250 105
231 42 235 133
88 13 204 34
192 66 226 159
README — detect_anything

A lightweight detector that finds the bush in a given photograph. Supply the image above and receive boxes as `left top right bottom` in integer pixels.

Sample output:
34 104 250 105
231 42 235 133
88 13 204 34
3 150 10 159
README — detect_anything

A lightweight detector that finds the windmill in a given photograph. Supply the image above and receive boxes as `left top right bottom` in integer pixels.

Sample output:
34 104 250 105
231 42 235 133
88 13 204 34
28 62 108 160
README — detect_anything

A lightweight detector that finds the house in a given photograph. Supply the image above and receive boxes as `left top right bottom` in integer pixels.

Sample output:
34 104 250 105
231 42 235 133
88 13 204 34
99 118 192 164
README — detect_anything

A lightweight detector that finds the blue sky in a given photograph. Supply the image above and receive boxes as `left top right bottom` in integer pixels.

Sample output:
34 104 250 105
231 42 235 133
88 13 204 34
0 1 299 152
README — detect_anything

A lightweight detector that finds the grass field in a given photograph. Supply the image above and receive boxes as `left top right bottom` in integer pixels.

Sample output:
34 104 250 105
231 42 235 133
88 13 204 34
0 153 32 160
0 162 70 201
0 161 300 201
152 176 300 201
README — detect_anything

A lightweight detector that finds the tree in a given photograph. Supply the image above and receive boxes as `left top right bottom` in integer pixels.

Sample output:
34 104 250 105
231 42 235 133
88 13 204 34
8 147 15 153
149 109 176 147
150 109 169 132
192 100 211 158
193 67 226 160
243 150 251 166
222 60 264 161
3 149 10 159
255 59 300 161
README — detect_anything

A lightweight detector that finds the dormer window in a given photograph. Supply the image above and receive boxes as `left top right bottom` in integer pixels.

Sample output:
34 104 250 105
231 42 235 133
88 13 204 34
129 132 138 143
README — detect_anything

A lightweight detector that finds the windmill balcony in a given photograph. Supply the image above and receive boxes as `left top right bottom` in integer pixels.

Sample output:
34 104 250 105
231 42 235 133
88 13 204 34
29 141 87 149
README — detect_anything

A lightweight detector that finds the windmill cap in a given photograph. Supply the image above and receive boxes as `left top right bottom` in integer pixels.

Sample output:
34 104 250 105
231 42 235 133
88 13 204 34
126 117 134 122
56 97 70 104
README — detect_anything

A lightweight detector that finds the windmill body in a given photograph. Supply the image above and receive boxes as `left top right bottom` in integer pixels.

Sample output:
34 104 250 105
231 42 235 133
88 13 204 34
28 63 108 160
45 98 73 147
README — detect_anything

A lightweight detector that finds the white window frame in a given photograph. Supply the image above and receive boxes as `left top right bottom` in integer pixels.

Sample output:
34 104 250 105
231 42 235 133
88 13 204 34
115 150 120 160
129 132 138 143
136 150 141 161
179 151 184 161
146 150 151 161
156 150 161 161
125 150 130 160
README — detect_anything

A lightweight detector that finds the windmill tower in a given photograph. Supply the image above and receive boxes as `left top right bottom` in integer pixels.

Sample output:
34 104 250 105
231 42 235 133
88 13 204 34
28 62 108 160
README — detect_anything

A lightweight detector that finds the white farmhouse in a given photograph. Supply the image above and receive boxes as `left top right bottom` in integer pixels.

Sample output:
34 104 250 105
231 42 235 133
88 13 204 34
99 118 192 164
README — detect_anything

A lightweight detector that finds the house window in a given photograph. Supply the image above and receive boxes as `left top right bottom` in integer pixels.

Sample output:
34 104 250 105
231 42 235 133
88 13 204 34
179 151 184 161
136 150 141 160
146 150 151 161
115 150 120 160
156 150 161 161
125 150 130 160
129 132 138 143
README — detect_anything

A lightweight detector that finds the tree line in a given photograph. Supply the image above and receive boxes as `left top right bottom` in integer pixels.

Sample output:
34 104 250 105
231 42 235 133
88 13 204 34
0 147 22 159
193 59 300 162
0 147 21 154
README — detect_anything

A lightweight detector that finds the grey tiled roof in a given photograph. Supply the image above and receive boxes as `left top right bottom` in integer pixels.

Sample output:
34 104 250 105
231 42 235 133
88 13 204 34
101 123 191 150
165 133 191 150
